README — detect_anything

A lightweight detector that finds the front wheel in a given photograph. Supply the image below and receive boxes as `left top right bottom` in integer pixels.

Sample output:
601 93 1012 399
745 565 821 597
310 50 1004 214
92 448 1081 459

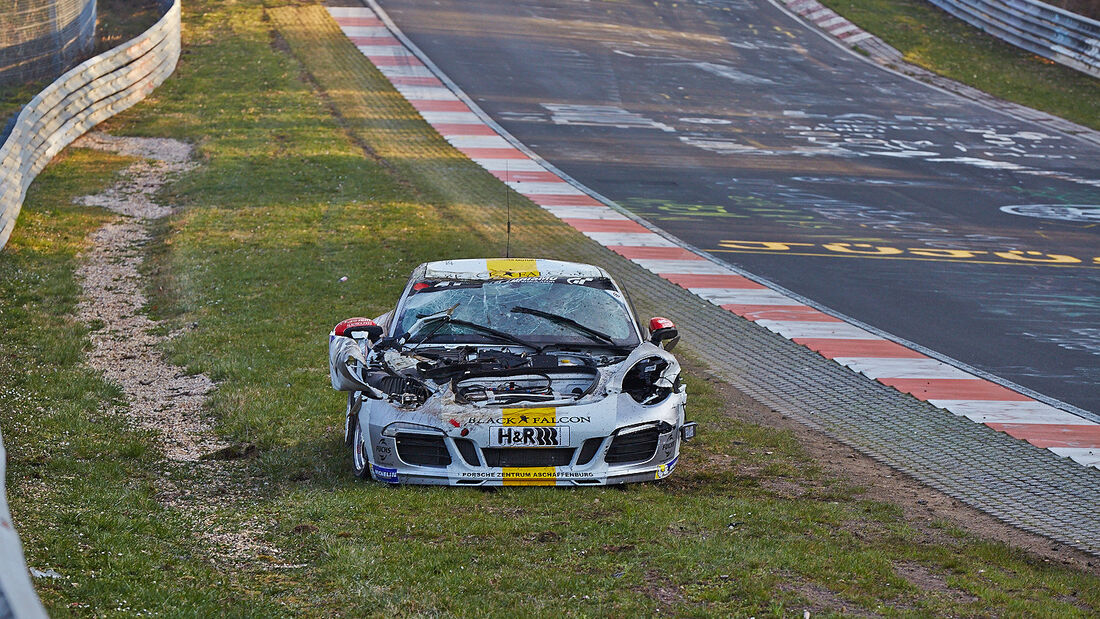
351 419 370 480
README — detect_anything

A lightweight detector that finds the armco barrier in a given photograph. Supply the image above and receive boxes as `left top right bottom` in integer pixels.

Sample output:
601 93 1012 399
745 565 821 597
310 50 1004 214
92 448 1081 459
0 430 45 619
925 0 1100 78
0 1 180 616
0 0 181 250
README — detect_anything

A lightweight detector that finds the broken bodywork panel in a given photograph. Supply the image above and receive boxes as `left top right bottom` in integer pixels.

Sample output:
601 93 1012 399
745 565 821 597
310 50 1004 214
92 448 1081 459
329 258 693 486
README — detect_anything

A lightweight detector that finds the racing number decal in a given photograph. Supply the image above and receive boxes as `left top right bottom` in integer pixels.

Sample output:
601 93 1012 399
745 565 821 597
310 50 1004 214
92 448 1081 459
486 258 540 278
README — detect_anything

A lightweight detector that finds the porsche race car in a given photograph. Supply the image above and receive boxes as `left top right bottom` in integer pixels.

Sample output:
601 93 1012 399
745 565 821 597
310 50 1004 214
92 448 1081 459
328 258 694 486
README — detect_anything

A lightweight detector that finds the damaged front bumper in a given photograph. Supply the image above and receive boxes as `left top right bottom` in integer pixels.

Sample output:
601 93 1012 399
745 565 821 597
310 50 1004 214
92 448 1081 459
356 390 689 486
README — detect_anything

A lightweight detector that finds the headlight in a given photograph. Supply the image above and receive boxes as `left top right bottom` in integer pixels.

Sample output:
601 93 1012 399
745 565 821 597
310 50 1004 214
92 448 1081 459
622 356 679 404
381 422 445 437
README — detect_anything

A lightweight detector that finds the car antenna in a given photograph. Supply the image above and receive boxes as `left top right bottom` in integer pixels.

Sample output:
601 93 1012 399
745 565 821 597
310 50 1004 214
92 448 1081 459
505 161 512 259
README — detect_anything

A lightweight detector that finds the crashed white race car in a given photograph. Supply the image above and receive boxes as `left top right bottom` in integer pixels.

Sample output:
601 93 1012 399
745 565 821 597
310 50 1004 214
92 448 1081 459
329 258 694 486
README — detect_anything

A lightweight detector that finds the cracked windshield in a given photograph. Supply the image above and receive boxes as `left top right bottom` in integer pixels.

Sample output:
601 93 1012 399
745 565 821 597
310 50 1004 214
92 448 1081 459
397 278 640 346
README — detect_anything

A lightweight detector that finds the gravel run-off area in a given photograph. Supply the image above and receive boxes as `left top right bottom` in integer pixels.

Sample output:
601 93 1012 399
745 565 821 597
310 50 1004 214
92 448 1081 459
69 133 279 566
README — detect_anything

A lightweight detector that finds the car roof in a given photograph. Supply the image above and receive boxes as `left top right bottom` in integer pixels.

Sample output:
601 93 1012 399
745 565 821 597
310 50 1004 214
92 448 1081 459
419 258 610 281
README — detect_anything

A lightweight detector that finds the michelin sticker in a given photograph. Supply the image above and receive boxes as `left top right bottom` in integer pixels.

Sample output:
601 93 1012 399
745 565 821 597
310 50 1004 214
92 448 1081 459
371 463 400 484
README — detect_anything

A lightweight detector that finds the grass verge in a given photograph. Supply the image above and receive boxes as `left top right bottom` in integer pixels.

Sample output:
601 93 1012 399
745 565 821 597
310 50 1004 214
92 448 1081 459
2 0 1098 615
0 150 288 615
816 0 1099 130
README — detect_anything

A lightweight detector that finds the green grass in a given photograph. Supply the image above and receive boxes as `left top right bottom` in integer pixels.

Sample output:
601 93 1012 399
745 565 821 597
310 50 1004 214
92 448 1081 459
818 0 1099 130
0 80 46 128
0 150 289 616
2 0 1098 615
94 0 164 54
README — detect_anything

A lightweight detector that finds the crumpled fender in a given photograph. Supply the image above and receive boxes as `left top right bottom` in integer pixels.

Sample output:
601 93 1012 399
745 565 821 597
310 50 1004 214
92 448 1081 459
607 342 681 393
329 333 378 394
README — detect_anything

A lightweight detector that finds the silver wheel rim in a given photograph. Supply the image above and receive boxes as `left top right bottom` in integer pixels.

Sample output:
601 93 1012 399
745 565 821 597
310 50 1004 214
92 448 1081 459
353 422 367 474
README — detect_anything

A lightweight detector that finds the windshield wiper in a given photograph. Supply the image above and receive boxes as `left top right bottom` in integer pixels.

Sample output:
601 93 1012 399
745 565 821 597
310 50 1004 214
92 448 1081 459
408 314 541 351
510 306 618 347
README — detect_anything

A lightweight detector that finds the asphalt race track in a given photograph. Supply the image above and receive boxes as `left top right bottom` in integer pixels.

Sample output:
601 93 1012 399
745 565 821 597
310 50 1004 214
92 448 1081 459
373 0 1100 415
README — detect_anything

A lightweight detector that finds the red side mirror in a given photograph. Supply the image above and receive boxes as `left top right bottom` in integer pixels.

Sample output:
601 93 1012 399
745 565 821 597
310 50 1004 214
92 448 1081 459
648 317 679 351
334 317 383 343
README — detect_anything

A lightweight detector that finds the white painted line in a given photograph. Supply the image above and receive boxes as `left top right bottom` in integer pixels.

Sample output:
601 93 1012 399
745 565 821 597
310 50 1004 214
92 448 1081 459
472 157 543 172
929 400 1091 424
420 111 482 124
632 259 731 274
834 357 975 379
506 180 586 194
445 135 515 149
582 232 678 247
542 205 629 219
327 6 372 18
755 320 878 339
390 85 460 100
377 65 435 78
1049 447 1100 468
357 45 413 57
341 26 391 37
691 288 806 306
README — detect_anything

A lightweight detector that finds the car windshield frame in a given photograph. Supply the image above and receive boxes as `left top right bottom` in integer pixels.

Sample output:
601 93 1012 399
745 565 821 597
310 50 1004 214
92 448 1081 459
394 276 642 348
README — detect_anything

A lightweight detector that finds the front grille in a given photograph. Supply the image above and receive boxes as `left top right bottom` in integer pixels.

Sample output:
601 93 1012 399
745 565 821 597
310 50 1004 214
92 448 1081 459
454 438 480 466
395 433 451 467
605 428 659 464
483 448 574 467
576 437 605 466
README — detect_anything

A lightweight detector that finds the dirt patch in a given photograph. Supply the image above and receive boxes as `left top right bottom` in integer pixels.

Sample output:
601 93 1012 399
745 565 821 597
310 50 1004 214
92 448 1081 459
73 132 220 462
684 360 1100 575
893 561 977 604
779 579 877 617
70 133 282 568
638 569 684 609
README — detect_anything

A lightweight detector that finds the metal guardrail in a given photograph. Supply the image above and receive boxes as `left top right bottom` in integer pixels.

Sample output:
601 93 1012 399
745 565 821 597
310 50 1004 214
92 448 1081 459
0 0 181 251
925 0 1100 78
0 431 45 619
0 1 181 616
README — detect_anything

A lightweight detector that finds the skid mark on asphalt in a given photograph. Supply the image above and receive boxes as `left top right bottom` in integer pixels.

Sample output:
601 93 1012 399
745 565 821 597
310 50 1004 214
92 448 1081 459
327 4 1099 469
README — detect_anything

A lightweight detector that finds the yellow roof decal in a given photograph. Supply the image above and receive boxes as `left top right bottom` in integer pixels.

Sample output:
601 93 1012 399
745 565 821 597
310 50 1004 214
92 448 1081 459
486 258 539 278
